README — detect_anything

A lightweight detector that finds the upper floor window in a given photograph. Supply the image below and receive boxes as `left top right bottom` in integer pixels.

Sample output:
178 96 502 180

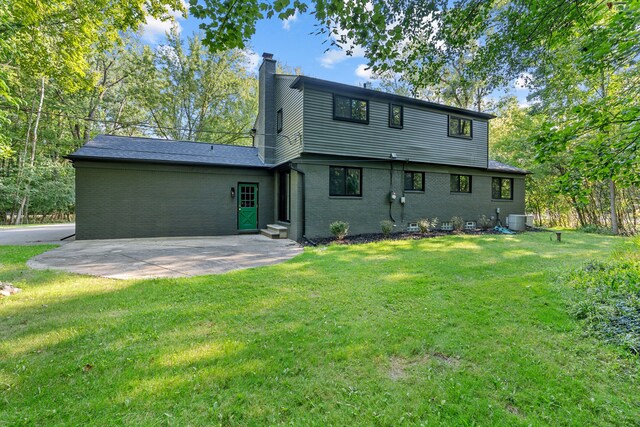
404 171 424 191
448 116 472 139
330 166 362 196
492 177 513 200
450 174 472 193
333 95 369 124
389 104 403 128
276 108 283 133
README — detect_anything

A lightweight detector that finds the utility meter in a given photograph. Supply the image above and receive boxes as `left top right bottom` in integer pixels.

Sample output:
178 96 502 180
389 191 397 202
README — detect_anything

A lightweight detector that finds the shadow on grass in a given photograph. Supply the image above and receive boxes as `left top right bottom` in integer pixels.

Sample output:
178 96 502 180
0 233 638 425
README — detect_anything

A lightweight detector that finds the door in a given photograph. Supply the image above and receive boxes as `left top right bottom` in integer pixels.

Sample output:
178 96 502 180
278 170 290 222
237 183 258 230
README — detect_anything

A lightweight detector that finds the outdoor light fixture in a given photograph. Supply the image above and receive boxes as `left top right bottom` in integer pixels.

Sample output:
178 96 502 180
390 152 397 159
230 187 236 198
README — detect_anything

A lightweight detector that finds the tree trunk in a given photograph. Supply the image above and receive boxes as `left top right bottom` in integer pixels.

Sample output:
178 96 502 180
15 76 45 225
609 179 619 234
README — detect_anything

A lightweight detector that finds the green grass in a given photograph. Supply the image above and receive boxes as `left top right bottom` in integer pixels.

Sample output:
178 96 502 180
0 232 638 426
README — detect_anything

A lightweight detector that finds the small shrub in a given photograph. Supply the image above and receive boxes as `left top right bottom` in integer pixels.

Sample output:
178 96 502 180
380 220 394 237
417 218 431 233
451 216 464 231
567 258 640 354
477 215 492 230
430 217 439 231
329 221 349 240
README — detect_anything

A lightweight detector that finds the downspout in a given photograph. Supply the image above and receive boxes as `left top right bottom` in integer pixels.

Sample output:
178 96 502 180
290 162 312 244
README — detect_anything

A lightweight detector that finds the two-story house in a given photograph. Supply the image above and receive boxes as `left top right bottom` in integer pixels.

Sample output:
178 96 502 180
68 53 526 241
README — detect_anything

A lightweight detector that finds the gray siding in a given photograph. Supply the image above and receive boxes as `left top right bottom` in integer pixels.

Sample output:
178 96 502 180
302 88 488 169
274 75 304 165
75 161 274 240
292 156 524 239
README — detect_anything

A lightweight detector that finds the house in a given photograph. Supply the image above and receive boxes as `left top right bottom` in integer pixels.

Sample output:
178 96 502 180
67 53 527 241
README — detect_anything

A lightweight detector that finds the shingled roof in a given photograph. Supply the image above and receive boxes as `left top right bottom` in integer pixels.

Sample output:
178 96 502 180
66 135 270 168
488 160 529 174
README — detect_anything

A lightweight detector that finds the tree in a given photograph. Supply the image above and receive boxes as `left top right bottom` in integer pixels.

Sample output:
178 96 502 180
132 26 258 144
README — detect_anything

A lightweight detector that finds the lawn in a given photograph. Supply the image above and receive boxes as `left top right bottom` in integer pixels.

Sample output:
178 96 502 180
0 232 638 426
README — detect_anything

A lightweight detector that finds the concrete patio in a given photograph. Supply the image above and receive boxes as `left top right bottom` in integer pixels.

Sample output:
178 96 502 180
27 234 303 279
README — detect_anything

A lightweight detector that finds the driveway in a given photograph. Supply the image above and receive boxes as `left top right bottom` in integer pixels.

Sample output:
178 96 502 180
0 223 75 245
28 235 303 279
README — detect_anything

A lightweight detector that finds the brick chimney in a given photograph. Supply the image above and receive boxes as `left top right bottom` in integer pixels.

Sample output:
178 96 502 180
257 53 276 163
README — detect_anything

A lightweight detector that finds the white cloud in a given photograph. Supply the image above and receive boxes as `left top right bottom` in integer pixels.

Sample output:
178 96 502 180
355 64 373 80
140 1 188 44
243 50 261 74
282 11 298 30
319 44 365 68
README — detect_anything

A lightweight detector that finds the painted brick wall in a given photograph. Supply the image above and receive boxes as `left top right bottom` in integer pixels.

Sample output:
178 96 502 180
75 161 274 239
292 157 525 239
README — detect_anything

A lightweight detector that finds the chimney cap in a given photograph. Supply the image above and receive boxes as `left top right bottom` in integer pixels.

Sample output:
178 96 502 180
262 52 274 60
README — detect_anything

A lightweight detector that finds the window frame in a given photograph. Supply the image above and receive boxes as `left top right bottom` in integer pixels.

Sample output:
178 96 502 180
333 94 369 124
404 171 425 192
276 108 283 133
448 115 473 139
450 174 472 193
329 166 363 197
389 103 404 129
491 177 513 200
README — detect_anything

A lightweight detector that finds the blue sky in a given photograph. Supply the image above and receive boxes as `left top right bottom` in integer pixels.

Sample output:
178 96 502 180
140 5 529 105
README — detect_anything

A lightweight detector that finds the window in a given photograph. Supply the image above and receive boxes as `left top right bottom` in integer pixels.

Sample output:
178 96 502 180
276 108 283 133
333 95 369 124
404 171 424 191
330 166 362 196
492 177 513 200
450 174 472 193
389 104 403 128
448 115 472 138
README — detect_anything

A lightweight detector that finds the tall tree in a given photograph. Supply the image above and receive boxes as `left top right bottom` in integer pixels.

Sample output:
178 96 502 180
133 26 258 144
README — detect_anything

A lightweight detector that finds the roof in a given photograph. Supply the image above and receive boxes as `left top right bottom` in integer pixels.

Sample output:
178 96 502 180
488 160 529 174
289 75 496 120
66 134 270 168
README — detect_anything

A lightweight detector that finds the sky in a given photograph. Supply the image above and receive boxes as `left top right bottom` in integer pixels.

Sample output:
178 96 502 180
140 5 530 106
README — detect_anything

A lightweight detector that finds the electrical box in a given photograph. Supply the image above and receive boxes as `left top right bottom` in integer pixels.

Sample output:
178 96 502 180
400 196 406 204
389 191 397 202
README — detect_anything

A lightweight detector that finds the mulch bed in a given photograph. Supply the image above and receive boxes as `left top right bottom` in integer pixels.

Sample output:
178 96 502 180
304 227 550 246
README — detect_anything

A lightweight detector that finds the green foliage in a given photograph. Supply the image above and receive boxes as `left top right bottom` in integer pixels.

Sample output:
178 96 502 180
477 215 492 230
133 27 258 144
579 224 613 235
417 218 430 234
418 217 439 233
567 246 640 354
379 219 394 237
329 220 349 240
450 216 464 231
1 0 185 88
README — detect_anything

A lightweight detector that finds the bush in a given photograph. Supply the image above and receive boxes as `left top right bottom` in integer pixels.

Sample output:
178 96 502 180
380 220 394 237
477 215 492 230
430 217 439 231
329 221 349 240
417 218 431 233
567 257 640 354
579 224 612 235
451 216 464 231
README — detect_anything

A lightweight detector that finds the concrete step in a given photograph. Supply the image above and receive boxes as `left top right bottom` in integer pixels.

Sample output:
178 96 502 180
260 228 280 239
266 224 288 238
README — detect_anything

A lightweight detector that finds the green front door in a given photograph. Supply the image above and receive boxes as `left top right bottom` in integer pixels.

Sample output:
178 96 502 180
237 183 258 230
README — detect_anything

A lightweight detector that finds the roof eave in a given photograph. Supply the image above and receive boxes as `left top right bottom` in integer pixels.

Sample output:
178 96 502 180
66 155 273 169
